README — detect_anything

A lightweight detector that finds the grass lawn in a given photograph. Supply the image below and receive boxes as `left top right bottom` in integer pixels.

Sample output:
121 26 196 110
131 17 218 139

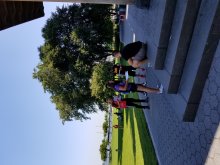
110 93 158 165
110 58 157 165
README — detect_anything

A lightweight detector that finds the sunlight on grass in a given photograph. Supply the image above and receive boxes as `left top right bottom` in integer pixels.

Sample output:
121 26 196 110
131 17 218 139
110 52 157 165
110 99 157 165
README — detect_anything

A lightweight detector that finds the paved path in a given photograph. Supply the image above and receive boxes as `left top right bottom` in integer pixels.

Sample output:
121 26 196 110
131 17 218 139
122 4 220 165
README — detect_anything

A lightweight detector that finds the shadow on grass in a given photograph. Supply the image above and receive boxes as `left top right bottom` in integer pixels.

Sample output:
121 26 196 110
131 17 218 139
127 108 137 164
117 113 124 164
134 109 158 165
119 107 137 165
125 107 129 125
123 93 136 125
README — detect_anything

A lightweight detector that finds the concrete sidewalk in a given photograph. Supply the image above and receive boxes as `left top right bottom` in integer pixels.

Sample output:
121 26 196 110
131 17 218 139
122 4 220 165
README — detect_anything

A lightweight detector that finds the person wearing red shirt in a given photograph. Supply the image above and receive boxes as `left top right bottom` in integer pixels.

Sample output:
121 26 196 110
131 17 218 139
106 98 150 110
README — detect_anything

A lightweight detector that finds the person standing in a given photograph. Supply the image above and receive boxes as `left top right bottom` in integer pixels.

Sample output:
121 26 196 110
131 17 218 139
106 98 150 110
112 95 149 104
113 64 145 79
106 80 163 94
113 124 123 129
113 41 149 68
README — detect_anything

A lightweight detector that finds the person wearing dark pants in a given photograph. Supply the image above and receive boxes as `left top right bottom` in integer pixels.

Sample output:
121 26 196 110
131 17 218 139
106 80 163 94
107 98 150 110
113 64 146 79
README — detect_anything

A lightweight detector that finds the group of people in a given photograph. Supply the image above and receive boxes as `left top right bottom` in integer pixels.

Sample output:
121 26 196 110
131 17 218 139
108 41 163 96
113 64 146 80
106 41 163 130
107 95 150 110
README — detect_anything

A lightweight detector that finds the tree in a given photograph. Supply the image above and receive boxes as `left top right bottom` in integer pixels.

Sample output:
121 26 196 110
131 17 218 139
103 121 108 136
41 4 114 62
33 4 114 122
90 62 114 101
99 139 108 161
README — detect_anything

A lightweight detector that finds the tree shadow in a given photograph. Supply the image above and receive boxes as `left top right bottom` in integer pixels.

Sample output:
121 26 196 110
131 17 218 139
119 107 137 165
123 93 136 125
117 113 124 164
134 109 158 165
125 107 129 124
127 108 137 164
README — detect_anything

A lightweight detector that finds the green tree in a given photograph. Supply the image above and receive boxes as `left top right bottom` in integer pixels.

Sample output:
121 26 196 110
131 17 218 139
90 62 114 101
103 121 108 136
33 4 114 122
102 113 109 136
99 139 108 161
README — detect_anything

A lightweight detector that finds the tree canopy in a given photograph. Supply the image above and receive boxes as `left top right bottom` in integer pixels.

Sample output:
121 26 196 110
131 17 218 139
99 139 108 161
90 62 114 101
33 4 114 122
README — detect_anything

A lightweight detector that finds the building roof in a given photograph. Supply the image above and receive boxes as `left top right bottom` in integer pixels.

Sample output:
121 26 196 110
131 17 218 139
0 1 44 31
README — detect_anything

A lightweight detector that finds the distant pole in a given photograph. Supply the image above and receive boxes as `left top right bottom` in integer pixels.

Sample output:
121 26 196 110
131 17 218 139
96 132 103 134
4 0 134 5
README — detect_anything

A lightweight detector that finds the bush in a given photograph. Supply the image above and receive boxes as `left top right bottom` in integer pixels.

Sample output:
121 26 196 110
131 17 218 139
99 139 108 160
103 121 108 136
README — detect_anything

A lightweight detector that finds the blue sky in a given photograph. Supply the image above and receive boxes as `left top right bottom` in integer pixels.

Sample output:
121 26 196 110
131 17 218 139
0 3 105 165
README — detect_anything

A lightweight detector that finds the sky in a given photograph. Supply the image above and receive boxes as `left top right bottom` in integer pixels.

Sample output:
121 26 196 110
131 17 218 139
0 3 105 165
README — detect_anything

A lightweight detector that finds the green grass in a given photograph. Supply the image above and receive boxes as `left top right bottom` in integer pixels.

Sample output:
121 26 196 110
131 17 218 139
110 95 158 165
110 57 157 165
